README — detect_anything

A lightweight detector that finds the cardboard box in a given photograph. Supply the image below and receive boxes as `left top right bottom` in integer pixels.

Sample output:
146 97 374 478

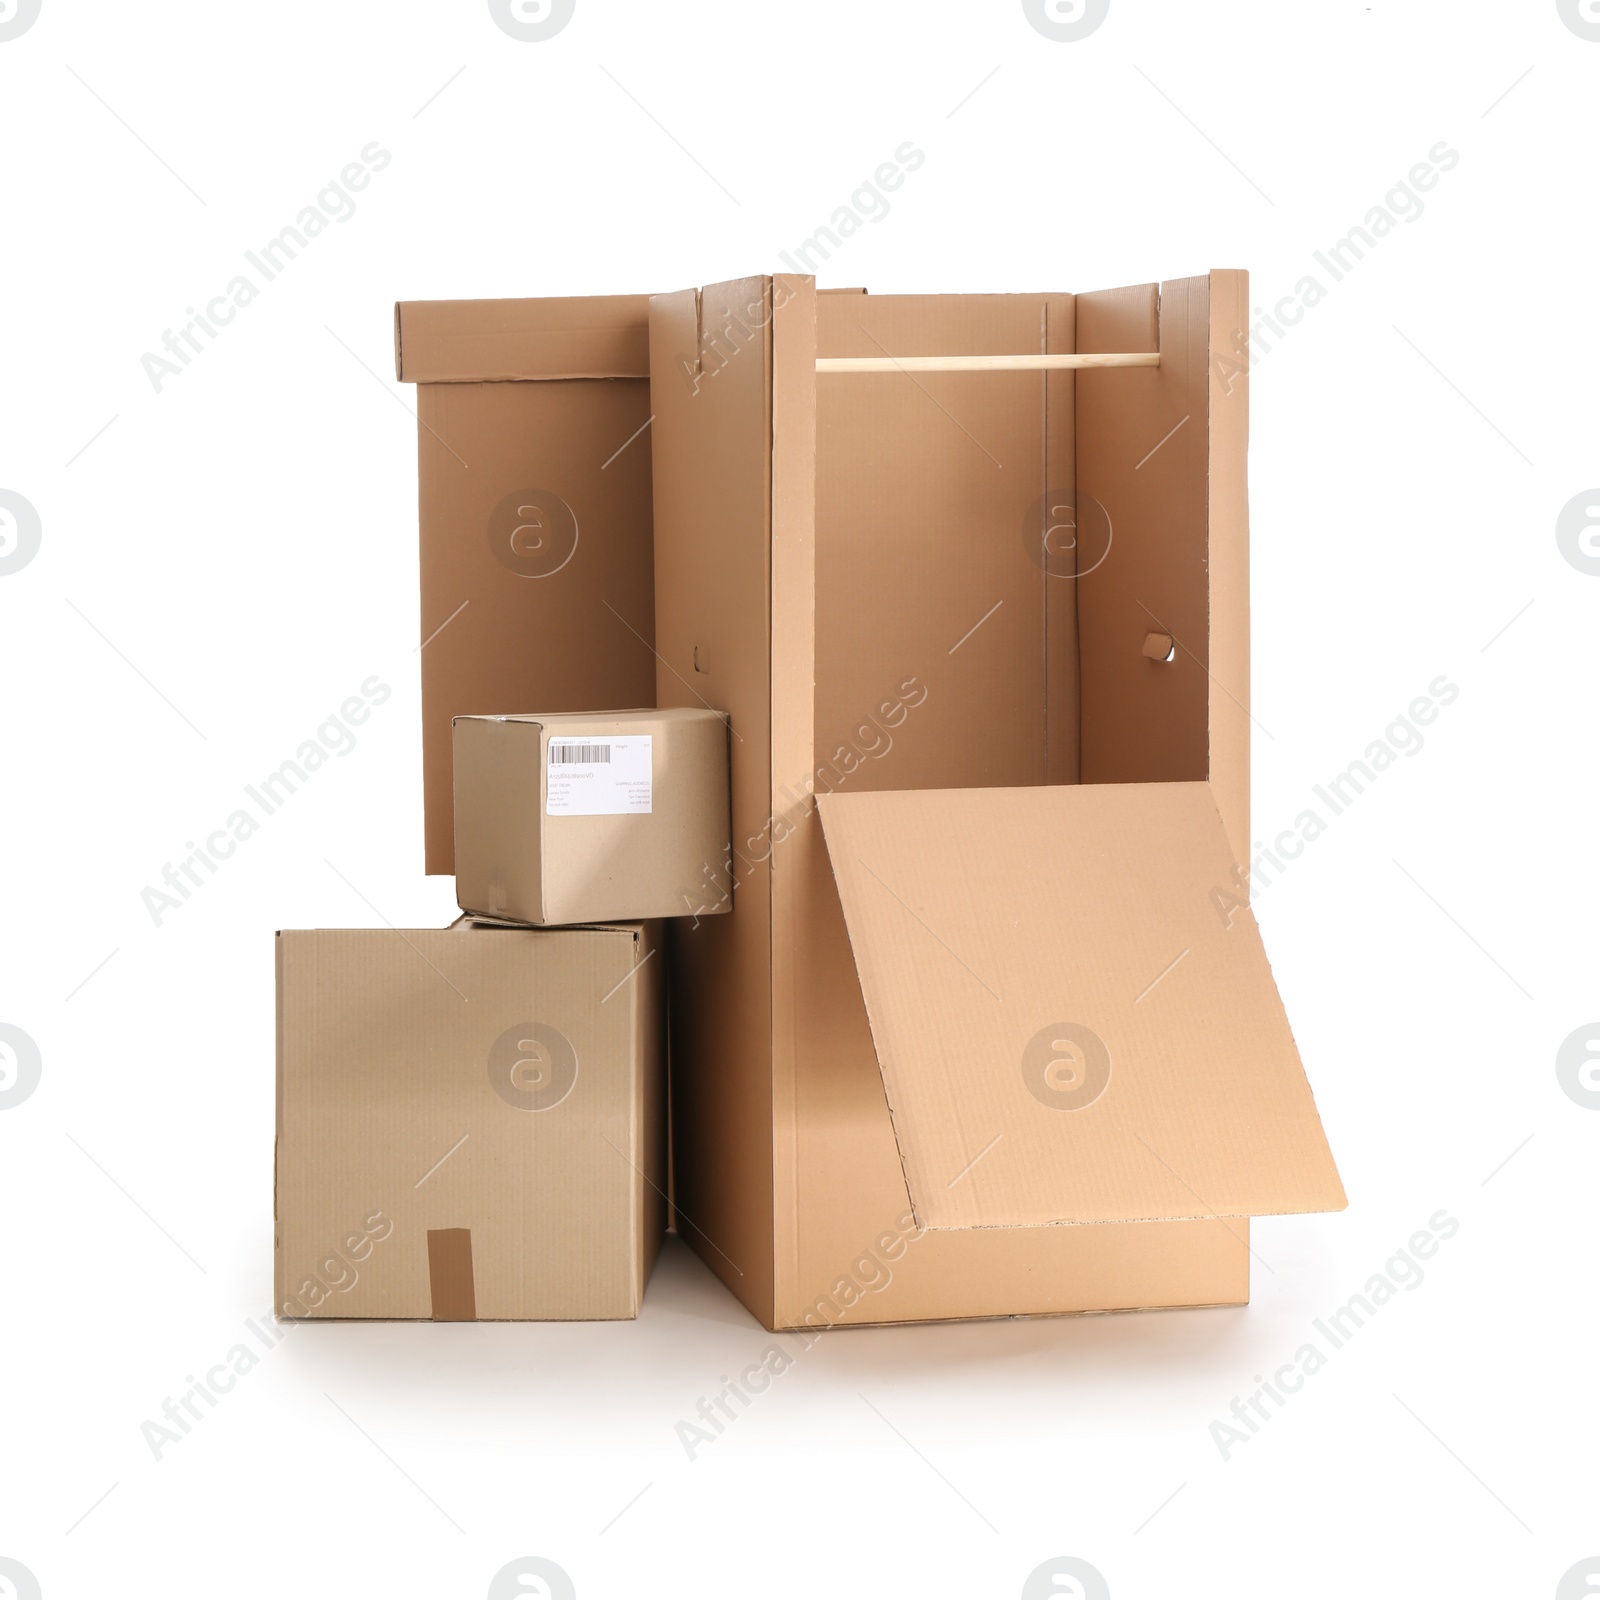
274 918 665 1320
396 295 658 875
452 707 731 925
643 274 1346 1329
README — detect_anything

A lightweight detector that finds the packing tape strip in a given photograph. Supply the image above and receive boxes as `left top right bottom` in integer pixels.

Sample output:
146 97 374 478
426 1227 477 1320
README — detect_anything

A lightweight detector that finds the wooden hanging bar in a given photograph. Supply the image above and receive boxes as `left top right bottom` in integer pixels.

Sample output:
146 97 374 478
815 351 1160 374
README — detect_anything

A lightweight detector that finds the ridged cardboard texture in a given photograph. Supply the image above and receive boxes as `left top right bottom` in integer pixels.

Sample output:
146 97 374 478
275 919 665 1320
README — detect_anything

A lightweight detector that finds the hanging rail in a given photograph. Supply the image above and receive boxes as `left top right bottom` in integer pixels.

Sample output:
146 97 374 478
814 351 1160 374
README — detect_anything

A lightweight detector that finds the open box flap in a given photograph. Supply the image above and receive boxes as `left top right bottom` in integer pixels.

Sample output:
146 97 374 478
816 781 1346 1230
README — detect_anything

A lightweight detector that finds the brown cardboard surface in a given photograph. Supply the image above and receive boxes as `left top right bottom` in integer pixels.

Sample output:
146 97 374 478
395 295 651 383
816 781 1345 1230
1043 293 1081 786
775 1215 1251 1330
400 296 657 874
452 708 731 925
1075 278 1209 790
813 294 1072 794
275 919 665 1320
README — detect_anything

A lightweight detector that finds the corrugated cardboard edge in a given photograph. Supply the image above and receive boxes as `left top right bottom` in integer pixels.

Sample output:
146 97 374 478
769 275 818 1324
629 922 668 1313
777 1296 1248 1334
1207 268 1251 871
1044 292 1080 784
648 280 780 1327
272 930 285 1317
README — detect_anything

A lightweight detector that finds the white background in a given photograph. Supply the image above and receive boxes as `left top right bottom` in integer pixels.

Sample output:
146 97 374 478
2 2 1596 1596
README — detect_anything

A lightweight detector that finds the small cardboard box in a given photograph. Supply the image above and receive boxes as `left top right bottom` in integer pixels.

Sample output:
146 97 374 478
452 708 730 926
274 918 665 1321
395 295 658 875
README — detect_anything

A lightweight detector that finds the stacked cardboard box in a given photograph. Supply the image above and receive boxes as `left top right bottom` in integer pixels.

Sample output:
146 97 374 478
275 697 730 1322
275 919 668 1321
275 276 1346 1330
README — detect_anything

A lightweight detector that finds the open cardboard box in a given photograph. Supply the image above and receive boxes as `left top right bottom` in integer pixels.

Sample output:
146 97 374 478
648 273 1345 1330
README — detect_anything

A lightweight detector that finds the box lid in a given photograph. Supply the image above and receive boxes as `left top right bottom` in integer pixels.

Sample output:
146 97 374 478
816 781 1346 1231
395 295 651 382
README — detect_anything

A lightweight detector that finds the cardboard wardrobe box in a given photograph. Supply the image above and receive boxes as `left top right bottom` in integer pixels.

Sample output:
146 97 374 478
396 295 658 875
454 707 732 926
644 272 1346 1331
274 918 665 1321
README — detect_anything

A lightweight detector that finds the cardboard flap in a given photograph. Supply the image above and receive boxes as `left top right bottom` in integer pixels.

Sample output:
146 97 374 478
816 782 1345 1230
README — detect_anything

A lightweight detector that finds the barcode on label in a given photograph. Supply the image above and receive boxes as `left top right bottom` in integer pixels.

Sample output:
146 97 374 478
545 733 651 815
